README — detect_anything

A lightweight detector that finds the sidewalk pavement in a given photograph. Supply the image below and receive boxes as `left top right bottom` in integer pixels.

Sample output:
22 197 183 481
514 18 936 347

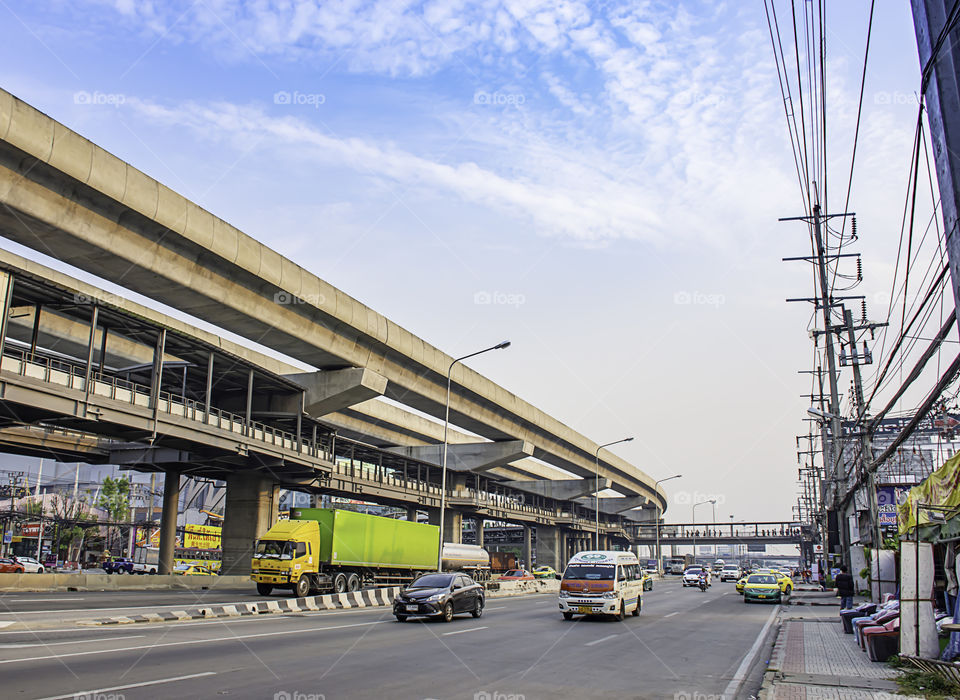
759 606 901 700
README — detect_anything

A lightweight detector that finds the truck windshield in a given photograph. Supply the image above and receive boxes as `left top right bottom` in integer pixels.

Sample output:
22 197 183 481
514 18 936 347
563 564 615 580
255 540 295 560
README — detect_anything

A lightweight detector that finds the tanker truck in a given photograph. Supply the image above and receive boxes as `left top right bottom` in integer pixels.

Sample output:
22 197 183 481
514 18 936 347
251 508 491 596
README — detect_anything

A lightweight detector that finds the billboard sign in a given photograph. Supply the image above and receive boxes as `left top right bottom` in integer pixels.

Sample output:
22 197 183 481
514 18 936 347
747 544 766 553
184 524 221 549
877 485 910 528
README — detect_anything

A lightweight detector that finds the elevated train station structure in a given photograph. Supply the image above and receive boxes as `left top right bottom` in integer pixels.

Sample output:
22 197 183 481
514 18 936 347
0 88 669 574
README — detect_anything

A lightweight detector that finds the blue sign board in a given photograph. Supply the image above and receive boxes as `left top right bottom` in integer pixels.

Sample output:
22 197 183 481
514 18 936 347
877 486 910 528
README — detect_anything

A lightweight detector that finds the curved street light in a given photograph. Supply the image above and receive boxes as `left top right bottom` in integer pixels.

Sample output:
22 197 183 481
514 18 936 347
692 498 716 565
437 341 511 571
653 474 682 574
594 438 633 549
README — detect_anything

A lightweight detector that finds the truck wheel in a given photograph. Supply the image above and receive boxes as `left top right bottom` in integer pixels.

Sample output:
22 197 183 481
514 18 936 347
347 573 361 592
256 583 273 596
442 602 454 623
563 612 574 620
294 575 311 598
333 573 348 593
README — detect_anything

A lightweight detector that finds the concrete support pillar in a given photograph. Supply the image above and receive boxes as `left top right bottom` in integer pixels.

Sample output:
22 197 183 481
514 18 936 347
221 473 277 575
474 517 484 547
522 525 532 569
157 471 180 575
429 509 463 544
407 506 418 522
536 525 561 571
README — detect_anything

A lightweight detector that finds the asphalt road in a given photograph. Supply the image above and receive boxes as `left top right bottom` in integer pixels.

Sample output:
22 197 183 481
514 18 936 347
3 578 779 700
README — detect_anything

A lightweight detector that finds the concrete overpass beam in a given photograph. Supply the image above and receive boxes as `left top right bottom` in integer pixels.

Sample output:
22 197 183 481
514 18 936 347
620 509 658 523
289 368 388 417
221 473 277 576
503 478 609 501
385 440 533 473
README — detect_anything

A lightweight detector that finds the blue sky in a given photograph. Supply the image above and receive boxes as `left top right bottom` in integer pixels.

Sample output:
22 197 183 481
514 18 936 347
0 0 934 524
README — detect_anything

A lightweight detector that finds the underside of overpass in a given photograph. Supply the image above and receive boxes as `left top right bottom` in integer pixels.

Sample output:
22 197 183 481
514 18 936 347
0 87 665 511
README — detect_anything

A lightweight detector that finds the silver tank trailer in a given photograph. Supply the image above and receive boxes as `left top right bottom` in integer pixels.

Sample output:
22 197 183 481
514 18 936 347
441 543 490 571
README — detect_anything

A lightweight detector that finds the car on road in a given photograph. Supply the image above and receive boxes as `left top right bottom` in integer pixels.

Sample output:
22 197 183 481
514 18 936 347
393 573 484 622
768 569 794 594
640 568 654 591
499 569 535 581
173 563 216 576
0 557 25 573
103 557 135 574
742 574 782 603
15 556 45 573
532 565 558 579
720 565 742 582
559 550 643 620
682 566 710 587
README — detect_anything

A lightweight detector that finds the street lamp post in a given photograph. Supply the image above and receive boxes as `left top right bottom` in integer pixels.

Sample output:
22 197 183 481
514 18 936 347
692 499 716 564
653 474 682 574
437 341 511 572
595 438 634 550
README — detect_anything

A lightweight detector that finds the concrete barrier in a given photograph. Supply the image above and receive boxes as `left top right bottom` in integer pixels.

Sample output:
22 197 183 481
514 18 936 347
77 587 401 626
0 572 252 592
485 578 559 597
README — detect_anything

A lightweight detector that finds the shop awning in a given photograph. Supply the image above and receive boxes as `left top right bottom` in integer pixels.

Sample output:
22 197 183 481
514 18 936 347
899 451 960 540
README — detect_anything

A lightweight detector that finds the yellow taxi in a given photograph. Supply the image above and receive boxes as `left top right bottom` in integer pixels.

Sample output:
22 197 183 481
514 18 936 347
173 563 216 576
768 569 794 594
742 573 782 603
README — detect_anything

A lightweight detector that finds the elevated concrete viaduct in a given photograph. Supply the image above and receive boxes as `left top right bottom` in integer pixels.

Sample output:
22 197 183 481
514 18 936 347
0 88 665 513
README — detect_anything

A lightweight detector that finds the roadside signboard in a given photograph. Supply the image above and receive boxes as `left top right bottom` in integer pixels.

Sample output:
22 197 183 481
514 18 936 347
877 485 910 528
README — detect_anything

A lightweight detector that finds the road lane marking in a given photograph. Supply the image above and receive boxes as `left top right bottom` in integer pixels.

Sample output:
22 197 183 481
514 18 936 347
663 612 679 618
722 605 778 699
31 671 217 700
442 626 488 636
0 635 144 649
486 606 505 610
585 634 619 647
2 598 86 602
2 619 390 665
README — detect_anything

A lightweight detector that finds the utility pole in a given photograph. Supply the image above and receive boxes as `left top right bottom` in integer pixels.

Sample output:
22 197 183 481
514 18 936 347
783 200 857 568
811 203 845 523
842 306 883 554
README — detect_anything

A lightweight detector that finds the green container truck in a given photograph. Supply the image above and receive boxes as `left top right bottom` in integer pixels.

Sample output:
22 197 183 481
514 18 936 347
251 508 489 597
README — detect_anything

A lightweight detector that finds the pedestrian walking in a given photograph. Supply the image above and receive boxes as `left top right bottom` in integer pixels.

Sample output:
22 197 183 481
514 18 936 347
835 564 855 609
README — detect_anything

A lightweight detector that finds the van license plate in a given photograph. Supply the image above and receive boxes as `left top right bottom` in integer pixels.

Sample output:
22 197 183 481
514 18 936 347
577 606 592 614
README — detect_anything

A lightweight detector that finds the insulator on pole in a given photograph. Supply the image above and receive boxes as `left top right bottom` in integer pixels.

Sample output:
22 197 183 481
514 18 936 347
851 216 857 239
861 300 867 322
856 257 862 281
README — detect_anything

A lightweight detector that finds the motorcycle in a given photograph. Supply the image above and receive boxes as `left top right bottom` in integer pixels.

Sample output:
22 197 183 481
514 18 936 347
698 575 708 592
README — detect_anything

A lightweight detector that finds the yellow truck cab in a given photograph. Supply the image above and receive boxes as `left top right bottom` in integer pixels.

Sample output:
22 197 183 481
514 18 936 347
251 519 319 596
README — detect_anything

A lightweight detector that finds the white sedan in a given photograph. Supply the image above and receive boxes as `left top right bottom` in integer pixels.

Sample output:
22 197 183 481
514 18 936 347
15 556 45 573
682 567 710 587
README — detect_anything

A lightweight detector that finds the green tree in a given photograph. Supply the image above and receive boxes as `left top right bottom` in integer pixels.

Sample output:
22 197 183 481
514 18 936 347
97 477 131 553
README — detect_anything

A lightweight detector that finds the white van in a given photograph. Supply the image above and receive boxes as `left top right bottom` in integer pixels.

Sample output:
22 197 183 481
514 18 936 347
558 550 643 620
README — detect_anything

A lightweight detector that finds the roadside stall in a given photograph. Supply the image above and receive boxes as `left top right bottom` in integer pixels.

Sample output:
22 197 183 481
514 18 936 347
898 452 960 660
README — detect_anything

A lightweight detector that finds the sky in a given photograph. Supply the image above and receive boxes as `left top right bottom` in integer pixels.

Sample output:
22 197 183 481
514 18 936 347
0 0 938 524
